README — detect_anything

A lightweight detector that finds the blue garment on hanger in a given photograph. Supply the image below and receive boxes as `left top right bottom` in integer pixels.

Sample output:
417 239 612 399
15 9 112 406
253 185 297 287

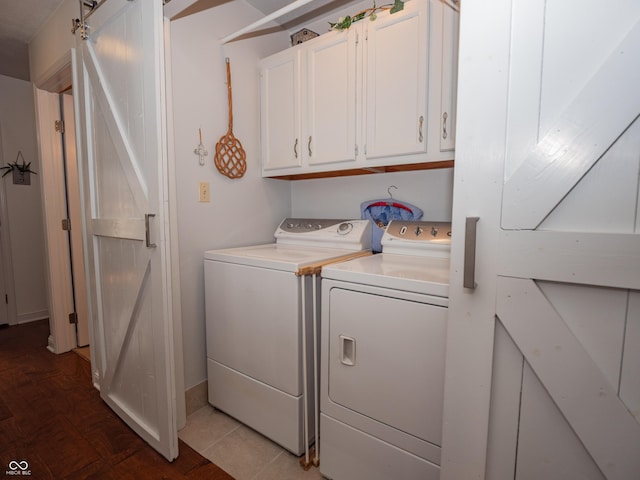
360 199 423 252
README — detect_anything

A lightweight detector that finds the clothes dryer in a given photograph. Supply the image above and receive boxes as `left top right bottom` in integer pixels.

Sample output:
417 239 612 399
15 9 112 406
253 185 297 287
204 218 371 456
320 220 451 480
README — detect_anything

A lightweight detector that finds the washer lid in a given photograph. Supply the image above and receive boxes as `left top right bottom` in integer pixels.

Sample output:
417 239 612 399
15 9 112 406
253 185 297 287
204 243 370 273
322 253 450 297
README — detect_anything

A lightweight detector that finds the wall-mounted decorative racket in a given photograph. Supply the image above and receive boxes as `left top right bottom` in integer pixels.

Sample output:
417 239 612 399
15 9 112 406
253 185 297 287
214 58 247 179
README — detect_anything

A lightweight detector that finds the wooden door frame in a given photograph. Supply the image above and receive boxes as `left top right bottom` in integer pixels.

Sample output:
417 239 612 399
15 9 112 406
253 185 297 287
34 85 77 354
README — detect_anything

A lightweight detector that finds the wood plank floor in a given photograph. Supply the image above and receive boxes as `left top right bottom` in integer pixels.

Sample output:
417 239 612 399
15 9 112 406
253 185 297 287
0 320 234 479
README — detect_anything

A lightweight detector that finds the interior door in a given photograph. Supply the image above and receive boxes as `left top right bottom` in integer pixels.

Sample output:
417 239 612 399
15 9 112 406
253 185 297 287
74 0 178 460
442 2 640 479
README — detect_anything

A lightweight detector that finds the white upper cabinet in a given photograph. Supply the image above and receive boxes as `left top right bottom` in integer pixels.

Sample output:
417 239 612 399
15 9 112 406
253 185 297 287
364 0 428 160
305 28 359 167
261 29 358 174
439 1 459 152
260 0 458 178
260 49 302 171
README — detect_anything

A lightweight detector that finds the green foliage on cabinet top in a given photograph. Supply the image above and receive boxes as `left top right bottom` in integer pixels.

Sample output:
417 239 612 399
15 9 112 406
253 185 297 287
329 0 405 31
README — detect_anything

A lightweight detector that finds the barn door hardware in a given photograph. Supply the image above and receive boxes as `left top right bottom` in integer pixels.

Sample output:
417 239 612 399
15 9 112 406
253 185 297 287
71 0 99 39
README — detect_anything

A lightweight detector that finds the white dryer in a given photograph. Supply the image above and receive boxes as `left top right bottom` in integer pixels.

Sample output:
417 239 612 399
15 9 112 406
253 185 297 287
204 218 371 456
320 220 451 480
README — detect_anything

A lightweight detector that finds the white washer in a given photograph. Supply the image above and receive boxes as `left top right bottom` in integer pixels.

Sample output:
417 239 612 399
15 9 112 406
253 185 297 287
204 218 371 455
320 220 451 480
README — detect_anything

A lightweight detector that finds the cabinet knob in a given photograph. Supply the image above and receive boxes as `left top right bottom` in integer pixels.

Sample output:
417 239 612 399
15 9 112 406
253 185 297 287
418 115 424 143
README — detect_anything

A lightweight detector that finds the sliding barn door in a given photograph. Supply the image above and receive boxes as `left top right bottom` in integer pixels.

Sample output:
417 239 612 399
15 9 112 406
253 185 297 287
442 2 640 479
74 0 178 460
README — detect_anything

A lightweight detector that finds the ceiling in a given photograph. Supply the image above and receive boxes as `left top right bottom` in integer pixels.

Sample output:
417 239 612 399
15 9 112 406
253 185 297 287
0 0 66 81
0 0 361 81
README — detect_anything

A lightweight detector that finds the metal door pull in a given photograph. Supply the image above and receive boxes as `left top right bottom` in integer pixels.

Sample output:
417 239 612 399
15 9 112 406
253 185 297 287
464 217 479 289
145 213 156 248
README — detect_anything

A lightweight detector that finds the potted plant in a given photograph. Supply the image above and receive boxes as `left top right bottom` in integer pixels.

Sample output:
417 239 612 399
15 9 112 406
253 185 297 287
0 151 37 185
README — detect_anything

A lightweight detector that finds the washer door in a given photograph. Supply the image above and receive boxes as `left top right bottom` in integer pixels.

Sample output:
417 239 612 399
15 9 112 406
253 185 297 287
327 287 447 445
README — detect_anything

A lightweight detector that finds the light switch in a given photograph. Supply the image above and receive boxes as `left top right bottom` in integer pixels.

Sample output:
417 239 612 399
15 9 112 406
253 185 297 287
199 182 210 202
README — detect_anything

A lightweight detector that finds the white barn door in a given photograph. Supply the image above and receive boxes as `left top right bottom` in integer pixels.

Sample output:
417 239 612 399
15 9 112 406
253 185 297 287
74 0 178 460
443 2 640 479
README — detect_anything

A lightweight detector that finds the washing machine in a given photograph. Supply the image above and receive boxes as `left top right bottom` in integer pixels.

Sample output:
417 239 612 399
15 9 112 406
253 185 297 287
204 218 371 456
319 220 451 480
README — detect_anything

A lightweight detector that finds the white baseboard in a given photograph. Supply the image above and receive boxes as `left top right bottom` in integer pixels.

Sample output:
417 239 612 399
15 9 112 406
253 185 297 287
17 310 49 325
47 334 55 353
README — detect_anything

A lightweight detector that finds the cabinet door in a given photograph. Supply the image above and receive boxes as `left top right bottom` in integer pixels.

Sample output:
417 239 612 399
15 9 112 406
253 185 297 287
306 29 359 166
439 1 459 152
260 49 302 172
364 1 428 159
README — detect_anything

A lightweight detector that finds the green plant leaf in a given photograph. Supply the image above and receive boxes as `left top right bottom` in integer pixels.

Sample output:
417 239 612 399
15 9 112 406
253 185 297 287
390 0 404 14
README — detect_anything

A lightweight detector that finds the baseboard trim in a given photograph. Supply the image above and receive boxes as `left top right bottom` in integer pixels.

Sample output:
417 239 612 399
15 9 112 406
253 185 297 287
185 380 208 417
17 310 49 325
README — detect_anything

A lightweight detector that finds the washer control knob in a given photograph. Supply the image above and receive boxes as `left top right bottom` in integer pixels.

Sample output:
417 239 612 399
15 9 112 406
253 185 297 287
306 223 313 229
415 226 423 236
337 222 353 235
431 226 439 237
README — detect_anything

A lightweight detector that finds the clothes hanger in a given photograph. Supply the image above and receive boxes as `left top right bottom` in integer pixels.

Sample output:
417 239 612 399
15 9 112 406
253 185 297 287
367 186 412 212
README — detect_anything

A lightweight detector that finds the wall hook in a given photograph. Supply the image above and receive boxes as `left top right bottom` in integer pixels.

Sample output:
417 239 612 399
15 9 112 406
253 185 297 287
387 185 398 199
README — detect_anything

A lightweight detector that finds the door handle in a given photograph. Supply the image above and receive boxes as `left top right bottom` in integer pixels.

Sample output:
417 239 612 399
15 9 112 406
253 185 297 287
463 217 479 289
339 335 356 366
145 213 156 248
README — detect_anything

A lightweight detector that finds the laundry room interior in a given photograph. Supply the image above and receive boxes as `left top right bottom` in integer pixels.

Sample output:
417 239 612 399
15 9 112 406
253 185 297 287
169 0 455 428
2 0 639 479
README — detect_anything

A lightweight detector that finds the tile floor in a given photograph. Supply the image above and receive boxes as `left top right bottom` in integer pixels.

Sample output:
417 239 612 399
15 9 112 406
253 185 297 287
179 405 324 480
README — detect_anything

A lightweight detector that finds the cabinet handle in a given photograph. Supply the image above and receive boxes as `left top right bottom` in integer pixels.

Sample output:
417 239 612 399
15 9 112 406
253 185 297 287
442 112 448 140
339 335 356 366
294 138 298 158
418 116 424 143
463 217 479 289
308 136 313 157
145 213 156 248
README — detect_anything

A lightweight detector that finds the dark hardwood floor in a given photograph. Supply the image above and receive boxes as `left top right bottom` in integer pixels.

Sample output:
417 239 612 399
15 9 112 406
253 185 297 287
0 320 233 479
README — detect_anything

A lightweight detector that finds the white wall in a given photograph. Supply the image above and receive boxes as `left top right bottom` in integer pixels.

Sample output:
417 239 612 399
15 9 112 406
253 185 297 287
170 1 292 389
292 169 454 221
0 75 48 324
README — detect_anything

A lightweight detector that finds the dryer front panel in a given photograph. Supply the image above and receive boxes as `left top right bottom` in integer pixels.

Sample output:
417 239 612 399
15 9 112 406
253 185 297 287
326 286 447 445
